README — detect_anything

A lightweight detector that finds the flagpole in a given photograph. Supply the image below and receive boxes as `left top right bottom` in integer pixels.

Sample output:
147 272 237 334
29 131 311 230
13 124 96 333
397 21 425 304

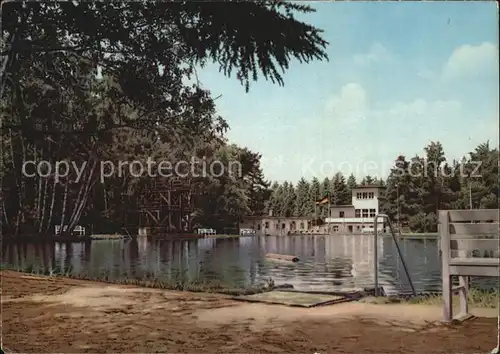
313 202 318 227
327 191 331 234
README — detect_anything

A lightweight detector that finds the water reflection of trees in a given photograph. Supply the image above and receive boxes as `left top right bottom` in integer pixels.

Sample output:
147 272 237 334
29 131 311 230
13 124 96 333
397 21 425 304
0 235 448 294
194 238 252 287
61 242 73 271
2 242 56 272
122 238 252 285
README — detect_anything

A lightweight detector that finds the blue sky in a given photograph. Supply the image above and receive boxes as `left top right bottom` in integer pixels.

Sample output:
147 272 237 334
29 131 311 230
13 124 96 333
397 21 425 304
197 2 499 183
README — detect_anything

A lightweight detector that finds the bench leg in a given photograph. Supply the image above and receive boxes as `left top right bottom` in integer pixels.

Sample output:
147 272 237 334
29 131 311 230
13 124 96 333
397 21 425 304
458 276 469 317
442 274 453 322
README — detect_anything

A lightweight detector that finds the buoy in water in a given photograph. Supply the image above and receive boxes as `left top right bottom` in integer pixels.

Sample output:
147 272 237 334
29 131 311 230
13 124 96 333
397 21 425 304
265 253 300 262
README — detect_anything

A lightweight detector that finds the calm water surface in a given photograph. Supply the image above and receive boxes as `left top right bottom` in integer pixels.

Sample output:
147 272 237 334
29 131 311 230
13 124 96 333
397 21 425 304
2 235 494 294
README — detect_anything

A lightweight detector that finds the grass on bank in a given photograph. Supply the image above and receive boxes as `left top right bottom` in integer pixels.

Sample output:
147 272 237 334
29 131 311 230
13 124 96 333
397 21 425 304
0 264 275 296
405 288 499 308
2 265 497 308
361 289 499 309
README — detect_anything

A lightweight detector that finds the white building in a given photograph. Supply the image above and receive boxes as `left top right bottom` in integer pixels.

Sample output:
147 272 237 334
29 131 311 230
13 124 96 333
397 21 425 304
324 185 386 233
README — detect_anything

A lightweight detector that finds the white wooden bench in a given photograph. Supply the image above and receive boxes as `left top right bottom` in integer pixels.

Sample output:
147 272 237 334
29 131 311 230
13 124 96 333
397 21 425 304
197 228 216 237
54 225 86 236
439 209 499 322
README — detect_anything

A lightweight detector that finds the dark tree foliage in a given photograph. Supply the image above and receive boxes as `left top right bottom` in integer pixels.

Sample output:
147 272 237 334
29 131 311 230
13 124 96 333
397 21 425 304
380 141 498 232
330 172 350 205
2 1 328 96
1 1 327 236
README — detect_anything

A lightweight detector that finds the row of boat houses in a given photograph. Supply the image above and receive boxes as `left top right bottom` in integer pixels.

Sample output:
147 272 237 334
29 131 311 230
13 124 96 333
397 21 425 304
239 185 385 236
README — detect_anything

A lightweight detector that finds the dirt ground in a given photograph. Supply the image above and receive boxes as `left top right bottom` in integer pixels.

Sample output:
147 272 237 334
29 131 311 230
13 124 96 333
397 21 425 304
2 271 498 353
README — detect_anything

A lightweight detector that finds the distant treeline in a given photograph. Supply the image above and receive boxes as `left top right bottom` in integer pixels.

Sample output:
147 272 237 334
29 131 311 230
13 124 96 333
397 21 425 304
264 141 498 233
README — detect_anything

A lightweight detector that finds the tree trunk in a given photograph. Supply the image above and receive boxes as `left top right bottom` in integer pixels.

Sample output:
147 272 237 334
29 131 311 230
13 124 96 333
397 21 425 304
65 166 89 235
38 175 50 233
59 180 69 232
8 130 22 236
45 176 58 233
35 146 44 227
67 160 97 233
38 138 53 233
45 142 62 233
2 197 9 231
19 131 27 227
104 182 108 212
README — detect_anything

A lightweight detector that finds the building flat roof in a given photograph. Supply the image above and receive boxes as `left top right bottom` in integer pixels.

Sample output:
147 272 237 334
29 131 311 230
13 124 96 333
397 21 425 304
353 185 386 189
325 217 377 223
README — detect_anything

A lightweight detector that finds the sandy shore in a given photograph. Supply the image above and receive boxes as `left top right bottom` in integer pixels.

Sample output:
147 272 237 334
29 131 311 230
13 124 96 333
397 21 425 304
2 270 497 353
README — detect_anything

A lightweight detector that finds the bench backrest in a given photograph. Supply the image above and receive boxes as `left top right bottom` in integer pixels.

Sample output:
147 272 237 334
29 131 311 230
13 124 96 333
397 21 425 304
74 225 85 236
197 228 216 235
439 209 499 271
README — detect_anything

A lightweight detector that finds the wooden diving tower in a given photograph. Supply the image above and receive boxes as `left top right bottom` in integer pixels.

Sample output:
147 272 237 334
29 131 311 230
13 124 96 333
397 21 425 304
134 177 195 235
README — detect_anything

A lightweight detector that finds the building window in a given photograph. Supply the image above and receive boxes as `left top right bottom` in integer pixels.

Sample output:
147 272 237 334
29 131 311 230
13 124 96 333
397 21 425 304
339 211 345 218
355 209 361 218
362 209 369 218
275 223 279 229
362 192 367 199
356 193 362 199
333 225 339 232
369 209 376 217
257 224 261 230
368 192 374 199
300 222 304 229
265 221 269 229
282 223 286 229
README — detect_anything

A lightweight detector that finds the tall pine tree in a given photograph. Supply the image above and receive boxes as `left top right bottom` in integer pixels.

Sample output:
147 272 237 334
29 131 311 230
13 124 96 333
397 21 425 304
294 178 310 217
308 177 321 217
282 182 297 217
346 174 357 204
330 172 350 205
320 177 331 216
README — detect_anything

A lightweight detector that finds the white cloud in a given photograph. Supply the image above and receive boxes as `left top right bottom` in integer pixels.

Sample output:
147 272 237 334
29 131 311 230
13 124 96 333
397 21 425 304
316 83 483 170
442 42 498 80
384 99 462 122
353 43 392 67
323 83 462 128
417 68 435 79
323 83 368 124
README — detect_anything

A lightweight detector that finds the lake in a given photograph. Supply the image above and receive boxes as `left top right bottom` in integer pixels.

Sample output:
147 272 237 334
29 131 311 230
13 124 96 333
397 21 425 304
2 235 495 294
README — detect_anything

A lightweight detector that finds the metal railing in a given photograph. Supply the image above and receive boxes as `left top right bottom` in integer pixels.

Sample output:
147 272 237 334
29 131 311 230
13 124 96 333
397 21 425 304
374 214 416 297
121 227 133 240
